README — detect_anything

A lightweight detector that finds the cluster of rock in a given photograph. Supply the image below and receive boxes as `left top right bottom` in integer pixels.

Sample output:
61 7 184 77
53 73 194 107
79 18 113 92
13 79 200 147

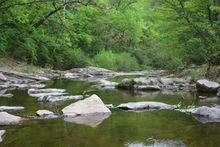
116 77 194 93
0 70 48 90
28 88 83 103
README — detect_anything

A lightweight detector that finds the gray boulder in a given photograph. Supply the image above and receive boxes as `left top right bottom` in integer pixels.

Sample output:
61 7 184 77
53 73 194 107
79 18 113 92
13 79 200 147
0 106 24 112
178 106 220 123
0 112 23 125
196 79 220 92
0 73 7 81
36 110 58 118
159 78 174 85
117 101 175 110
62 94 111 117
0 130 6 143
98 79 118 89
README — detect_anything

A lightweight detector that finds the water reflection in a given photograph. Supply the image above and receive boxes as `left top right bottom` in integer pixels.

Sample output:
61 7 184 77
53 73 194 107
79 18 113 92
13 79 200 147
64 113 111 127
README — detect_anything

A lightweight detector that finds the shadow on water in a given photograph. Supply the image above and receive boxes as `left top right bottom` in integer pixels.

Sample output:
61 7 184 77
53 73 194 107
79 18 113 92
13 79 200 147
0 79 220 147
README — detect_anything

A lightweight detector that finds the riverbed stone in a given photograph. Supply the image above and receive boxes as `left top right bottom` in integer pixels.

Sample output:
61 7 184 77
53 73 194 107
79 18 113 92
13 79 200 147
0 93 13 98
0 112 23 125
38 95 83 102
217 88 220 97
159 78 174 85
0 73 7 81
98 79 118 89
28 88 66 97
62 94 111 117
196 79 220 92
36 110 58 118
117 101 175 110
134 85 161 91
177 106 220 123
0 130 6 143
0 106 24 112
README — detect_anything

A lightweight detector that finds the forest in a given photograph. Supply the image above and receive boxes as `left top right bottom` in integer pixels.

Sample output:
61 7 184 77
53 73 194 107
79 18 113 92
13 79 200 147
1 0 220 71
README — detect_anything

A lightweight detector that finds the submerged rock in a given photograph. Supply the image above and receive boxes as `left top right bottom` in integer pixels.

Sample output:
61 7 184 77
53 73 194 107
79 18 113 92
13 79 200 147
117 101 175 110
105 104 114 108
0 106 24 112
0 112 23 125
217 88 220 97
64 113 111 127
126 139 185 147
0 93 13 98
178 106 220 123
134 85 161 91
0 130 6 143
196 79 219 93
62 94 111 117
28 88 66 97
38 95 83 103
36 110 58 118
98 79 118 89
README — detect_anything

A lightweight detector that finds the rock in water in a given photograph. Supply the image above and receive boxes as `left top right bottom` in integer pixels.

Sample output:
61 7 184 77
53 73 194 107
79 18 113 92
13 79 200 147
0 130 6 143
38 95 83 103
117 79 135 90
0 94 13 98
28 88 66 97
0 112 23 125
134 85 161 91
177 106 220 123
196 79 220 92
0 106 24 112
117 101 174 110
0 73 7 81
36 110 58 118
62 94 111 117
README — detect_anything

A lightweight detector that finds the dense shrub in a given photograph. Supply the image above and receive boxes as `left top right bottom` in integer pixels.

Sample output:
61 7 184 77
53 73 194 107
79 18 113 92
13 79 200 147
94 50 140 71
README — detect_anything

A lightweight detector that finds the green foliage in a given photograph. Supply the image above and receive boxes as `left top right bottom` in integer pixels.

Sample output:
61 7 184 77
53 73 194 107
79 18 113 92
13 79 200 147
94 50 140 71
0 0 219 70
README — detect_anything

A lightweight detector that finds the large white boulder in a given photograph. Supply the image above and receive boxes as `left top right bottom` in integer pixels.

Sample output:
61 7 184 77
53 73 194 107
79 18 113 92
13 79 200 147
62 94 111 117
0 112 23 125
196 79 220 92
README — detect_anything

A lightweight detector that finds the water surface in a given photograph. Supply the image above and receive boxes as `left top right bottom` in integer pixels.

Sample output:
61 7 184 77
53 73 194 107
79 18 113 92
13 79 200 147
0 79 220 147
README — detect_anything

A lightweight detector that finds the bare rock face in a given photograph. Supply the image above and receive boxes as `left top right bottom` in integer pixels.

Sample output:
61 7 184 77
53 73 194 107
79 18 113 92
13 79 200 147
62 94 111 117
117 101 175 110
196 79 220 93
0 112 23 125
